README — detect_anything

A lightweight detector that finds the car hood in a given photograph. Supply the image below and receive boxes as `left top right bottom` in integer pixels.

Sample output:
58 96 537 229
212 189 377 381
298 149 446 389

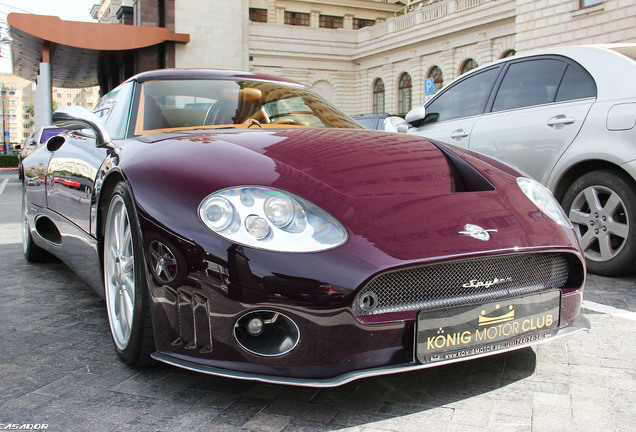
124 128 580 265
134 128 454 198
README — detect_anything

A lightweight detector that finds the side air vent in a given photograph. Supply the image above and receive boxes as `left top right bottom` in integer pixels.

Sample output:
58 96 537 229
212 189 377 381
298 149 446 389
35 217 62 244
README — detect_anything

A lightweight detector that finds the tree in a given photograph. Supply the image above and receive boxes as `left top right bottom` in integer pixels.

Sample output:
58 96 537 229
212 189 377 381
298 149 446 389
25 101 59 128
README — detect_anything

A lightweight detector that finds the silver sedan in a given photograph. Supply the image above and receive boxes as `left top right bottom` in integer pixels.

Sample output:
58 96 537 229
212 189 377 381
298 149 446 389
393 45 636 276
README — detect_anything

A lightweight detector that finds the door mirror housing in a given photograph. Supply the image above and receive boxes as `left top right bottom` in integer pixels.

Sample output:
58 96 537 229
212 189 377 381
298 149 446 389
53 106 112 147
384 116 410 133
405 106 427 126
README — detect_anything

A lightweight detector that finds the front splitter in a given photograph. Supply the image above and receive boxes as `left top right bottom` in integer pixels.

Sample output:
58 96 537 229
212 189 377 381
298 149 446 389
151 314 590 388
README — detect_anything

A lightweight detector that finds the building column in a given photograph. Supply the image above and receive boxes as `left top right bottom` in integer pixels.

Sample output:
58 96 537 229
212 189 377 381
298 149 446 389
310 10 320 28
34 44 52 130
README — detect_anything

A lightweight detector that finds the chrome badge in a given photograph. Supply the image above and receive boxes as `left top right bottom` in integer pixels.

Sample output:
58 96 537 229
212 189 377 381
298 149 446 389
458 224 498 241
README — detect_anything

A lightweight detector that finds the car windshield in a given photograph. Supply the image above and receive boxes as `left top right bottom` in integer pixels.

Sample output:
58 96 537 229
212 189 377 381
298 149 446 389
134 78 362 134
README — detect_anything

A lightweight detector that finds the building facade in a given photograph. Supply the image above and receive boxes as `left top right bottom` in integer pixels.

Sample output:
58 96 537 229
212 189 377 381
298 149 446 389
0 73 100 149
65 0 636 117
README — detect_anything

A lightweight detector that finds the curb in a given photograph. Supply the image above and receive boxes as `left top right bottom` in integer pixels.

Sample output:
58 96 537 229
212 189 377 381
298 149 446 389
0 167 18 171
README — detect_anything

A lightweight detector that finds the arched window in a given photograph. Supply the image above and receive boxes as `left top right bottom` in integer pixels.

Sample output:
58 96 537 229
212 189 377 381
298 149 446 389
398 73 412 116
373 79 385 114
501 49 516 59
460 59 478 75
428 66 443 93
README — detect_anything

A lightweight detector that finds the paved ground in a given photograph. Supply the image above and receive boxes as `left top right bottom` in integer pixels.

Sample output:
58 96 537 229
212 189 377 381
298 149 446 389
1 171 635 432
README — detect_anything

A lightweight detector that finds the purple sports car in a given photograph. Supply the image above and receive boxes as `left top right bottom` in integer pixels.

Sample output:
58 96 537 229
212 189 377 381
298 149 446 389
21 69 589 386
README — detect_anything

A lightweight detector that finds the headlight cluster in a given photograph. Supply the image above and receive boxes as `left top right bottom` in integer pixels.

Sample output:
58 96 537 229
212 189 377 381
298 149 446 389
517 177 572 228
199 187 348 252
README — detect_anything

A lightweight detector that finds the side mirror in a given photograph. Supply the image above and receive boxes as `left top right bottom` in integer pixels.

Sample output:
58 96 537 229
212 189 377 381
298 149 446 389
384 116 410 133
405 106 426 125
52 106 112 147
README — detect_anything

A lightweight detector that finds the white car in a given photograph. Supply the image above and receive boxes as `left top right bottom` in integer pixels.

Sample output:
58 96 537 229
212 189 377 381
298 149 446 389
392 45 636 276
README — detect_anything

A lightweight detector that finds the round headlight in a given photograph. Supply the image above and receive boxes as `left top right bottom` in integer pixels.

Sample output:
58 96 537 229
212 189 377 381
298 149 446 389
264 196 295 227
202 197 235 231
246 215 271 240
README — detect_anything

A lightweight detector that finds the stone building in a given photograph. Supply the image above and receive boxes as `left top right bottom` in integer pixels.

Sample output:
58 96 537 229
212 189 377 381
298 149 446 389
89 0 633 116
10 0 635 125
0 73 99 149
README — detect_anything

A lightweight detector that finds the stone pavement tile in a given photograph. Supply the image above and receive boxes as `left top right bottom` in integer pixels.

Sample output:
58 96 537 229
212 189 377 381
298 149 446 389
279 418 340 432
337 386 385 413
242 412 291 432
607 388 636 422
307 382 359 408
531 393 575 432
262 395 337 424
447 424 483 432
69 419 119 432
356 407 454 432
202 396 268 428
330 409 392 429
571 399 616 432
87 389 160 411
444 393 493 413
491 397 533 418
192 390 243 410
449 407 490 427
0 391 54 412
487 413 531 432
160 404 222 431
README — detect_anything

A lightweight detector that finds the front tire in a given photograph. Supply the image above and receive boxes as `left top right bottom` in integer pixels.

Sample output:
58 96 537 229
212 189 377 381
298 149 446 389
103 182 155 366
562 169 636 276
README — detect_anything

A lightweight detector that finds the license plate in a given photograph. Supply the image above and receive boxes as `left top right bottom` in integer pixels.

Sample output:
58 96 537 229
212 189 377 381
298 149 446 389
415 291 561 363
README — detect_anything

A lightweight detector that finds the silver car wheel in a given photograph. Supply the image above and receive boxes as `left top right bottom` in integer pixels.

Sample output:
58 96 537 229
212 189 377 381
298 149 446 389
104 194 136 350
568 185 629 262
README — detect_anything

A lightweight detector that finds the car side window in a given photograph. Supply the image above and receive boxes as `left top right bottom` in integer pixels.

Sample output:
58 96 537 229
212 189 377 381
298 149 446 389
423 67 499 124
94 82 134 139
491 59 567 112
555 64 597 102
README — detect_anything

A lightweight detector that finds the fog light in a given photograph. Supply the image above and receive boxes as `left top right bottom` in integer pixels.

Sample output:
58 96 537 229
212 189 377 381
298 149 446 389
234 310 300 357
247 317 264 336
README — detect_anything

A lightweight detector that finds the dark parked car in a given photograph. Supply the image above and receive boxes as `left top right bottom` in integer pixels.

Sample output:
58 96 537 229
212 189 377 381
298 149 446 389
21 69 588 387
392 45 636 276
353 113 392 130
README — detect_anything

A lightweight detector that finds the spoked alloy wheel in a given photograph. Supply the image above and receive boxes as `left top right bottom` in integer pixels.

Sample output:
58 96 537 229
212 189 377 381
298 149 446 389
563 170 636 276
103 182 155 365
104 194 136 350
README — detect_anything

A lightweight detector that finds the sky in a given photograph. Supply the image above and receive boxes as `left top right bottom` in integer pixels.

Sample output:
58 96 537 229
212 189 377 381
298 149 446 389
0 0 97 72
0 0 97 23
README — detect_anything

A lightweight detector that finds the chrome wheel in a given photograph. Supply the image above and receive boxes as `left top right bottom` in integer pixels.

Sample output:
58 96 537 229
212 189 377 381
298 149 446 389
568 184 629 263
104 194 136 350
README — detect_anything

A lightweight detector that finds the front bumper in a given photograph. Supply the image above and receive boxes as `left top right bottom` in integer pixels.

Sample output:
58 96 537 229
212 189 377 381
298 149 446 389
152 313 590 387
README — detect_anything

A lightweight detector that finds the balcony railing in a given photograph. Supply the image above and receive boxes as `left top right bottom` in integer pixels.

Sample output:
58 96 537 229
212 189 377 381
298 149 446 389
362 0 497 40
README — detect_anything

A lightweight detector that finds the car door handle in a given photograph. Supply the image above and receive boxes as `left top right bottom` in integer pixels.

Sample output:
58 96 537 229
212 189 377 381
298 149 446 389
450 129 469 140
547 115 575 127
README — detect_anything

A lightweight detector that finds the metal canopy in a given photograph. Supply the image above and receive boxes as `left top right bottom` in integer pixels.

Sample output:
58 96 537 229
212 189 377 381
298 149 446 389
7 13 190 88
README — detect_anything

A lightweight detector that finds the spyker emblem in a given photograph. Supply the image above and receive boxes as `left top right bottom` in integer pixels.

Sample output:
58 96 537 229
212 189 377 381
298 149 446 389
458 224 498 241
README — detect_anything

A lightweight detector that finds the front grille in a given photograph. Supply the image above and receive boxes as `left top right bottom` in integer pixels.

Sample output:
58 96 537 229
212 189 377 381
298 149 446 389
353 253 569 317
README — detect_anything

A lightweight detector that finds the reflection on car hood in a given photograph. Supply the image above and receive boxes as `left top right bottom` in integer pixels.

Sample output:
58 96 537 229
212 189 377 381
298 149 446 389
138 128 454 198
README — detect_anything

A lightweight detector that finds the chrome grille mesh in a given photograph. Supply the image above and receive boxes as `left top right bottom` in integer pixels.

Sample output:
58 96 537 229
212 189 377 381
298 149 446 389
353 253 569 317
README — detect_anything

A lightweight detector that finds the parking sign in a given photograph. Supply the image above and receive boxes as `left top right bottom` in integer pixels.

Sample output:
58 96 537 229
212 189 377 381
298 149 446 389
424 78 435 95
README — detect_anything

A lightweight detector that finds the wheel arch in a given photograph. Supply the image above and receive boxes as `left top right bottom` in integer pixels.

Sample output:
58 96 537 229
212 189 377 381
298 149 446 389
553 159 636 203
96 170 127 241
